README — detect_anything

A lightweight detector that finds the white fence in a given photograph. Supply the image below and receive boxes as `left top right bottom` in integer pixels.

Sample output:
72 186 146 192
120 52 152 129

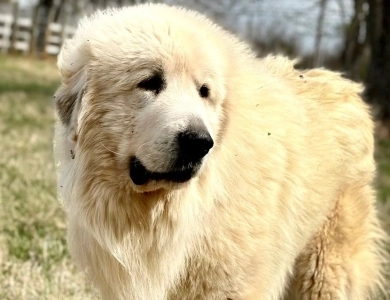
0 9 76 56
0 13 13 54
45 22 76 55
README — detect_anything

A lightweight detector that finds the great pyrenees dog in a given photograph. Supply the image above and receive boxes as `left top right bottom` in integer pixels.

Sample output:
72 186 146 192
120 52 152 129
54 4 387 300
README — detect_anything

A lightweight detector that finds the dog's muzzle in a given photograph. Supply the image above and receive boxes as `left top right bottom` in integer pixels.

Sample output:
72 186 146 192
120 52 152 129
130 123 213 185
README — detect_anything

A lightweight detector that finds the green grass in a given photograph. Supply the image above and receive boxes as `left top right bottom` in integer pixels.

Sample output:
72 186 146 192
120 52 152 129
0 56 97 299
0 55 389 299
376 138 390 203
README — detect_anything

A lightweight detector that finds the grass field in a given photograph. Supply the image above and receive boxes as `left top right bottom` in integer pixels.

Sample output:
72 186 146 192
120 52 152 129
0 55 389 299
0 56 97 299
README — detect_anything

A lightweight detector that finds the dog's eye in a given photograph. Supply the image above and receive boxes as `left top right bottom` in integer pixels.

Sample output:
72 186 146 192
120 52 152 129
199 84 209 98
138 74 164 94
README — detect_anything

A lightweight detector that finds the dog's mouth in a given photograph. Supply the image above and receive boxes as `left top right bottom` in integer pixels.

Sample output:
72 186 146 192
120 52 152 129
129 157 199 186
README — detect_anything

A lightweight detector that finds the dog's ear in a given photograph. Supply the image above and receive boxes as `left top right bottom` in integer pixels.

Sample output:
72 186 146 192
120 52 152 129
55 87 81 126
54 86 84 145
54 64 87 142
55 83 85 144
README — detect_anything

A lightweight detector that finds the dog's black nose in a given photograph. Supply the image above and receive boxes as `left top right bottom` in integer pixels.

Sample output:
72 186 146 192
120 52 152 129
177 127 214 161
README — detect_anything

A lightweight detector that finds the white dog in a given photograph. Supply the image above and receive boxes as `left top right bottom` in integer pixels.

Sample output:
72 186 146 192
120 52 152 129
54 4 387 300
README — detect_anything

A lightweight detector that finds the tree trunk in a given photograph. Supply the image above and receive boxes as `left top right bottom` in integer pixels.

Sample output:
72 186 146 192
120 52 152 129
366 0 390 133
341 0 366 79
313 0 328 67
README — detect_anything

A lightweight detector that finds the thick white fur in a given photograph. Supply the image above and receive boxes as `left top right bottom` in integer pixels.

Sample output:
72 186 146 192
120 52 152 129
54 4 387 300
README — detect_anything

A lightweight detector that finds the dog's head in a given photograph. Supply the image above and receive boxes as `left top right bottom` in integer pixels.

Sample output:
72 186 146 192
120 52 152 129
55 5 248 192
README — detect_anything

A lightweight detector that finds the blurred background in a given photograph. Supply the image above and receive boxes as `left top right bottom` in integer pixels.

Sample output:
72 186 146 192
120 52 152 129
0 0 389 299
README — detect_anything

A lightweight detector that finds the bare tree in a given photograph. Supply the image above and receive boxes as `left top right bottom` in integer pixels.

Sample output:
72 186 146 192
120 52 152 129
341 0 390 134
366 0 390 134
314 0 328 67
341 0 367 78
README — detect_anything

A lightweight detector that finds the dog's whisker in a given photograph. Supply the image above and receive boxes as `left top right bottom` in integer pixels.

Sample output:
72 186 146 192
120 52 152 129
101 143 126 156
108 114 134 117
135 141 154 154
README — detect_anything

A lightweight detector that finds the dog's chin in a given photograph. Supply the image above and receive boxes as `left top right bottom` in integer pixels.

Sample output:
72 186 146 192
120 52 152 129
129 157 199 189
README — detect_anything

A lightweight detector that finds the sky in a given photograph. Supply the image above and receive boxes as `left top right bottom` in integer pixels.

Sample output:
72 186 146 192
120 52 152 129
15 0 354 55
223 0 354 55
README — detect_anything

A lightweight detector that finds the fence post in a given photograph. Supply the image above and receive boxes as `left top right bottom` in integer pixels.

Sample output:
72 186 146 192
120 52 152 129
43 4 57 57
30 4 40 56
10 1 19 51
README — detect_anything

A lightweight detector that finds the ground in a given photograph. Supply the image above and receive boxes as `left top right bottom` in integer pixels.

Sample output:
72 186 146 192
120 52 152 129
0 55 388 299
0 56 98 300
